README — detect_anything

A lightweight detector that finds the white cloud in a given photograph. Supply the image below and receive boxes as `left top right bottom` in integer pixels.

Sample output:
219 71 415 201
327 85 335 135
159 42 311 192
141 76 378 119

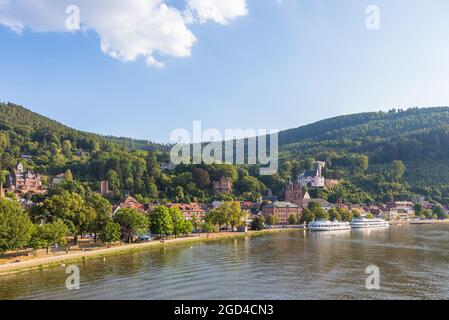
187 0 248 25
0 0 248 67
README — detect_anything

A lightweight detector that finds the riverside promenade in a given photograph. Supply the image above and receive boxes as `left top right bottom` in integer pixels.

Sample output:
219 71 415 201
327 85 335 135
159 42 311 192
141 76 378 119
0 229 299 276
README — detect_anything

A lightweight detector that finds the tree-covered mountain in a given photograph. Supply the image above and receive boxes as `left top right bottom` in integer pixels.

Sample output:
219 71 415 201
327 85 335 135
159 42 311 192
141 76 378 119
0 103 169 152
277 107 449 204
2 102 449 205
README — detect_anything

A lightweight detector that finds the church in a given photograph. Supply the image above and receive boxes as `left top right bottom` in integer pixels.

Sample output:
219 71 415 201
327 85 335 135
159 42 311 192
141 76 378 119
284 177 309 208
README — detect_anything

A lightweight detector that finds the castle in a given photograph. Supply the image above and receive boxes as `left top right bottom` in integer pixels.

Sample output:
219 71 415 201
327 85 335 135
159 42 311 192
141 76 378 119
299 161 326 188
6 163 43 194
213 176 233 194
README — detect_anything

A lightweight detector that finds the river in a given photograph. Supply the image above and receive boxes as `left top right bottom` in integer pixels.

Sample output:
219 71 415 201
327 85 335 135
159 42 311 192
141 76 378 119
1 224 449 300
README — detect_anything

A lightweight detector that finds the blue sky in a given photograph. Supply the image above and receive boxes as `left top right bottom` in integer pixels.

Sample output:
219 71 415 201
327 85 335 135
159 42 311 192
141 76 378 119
1 0 449 142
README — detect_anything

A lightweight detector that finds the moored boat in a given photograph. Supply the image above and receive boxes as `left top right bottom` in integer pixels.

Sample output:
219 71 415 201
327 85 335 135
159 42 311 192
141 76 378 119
308 220 351 231
350 218 390 229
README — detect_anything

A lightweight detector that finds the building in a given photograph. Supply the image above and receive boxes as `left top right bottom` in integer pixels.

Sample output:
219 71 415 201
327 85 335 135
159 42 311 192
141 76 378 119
160 162 176 171
6 163 43 194
113 196 146 214
21 154 33 160
51 173 65 187
167 203 206 220
261 201 301 225
348 205 367 216
299 161 326 188
303 198 335 211
100 180 110 197
285 178 304 207
387 201 416 221
262 188 278 203
213 176 233 194
325 179 340 188
412 196 425 206
240 201 254 212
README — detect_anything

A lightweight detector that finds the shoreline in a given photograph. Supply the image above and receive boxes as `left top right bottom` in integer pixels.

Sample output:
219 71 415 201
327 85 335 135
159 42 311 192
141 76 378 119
2 220 448 277
0 228 300 277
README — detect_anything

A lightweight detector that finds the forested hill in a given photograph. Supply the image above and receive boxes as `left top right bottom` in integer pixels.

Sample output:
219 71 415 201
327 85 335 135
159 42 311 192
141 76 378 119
279 107 449 163
276 107 449 205
0 103 168 152
3 102 449 205
280 107 449 149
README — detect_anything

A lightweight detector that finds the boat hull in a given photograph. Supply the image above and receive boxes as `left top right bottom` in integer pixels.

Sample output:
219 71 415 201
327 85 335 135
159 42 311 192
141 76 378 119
350 225 389 229
309 227 351 232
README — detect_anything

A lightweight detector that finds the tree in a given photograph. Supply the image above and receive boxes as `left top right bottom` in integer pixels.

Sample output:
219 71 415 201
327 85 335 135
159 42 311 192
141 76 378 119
114 208 149 243
150 206 174 237
43 219 69 252
64 169 74 182
146 152 161 178
432 205 448 220
206 208 226 231
30 220 69 254
328 208 341 221
351 154 369 174
202 222 215 237
288 214 298 225
304 158 314 170
100 220 121 246
308 202 329 221
352 210 362 219
181 219 193 235
422 209 433 219
267 215 276 226
339 208 353 222
206 202 245 231
41 191 96 245
88 194 112 242
300 209 315 224
391 160 405 182
251 216 265 230
0 198 33 255
237 176 265 194
414 203 423 216
169 207 187 238
106 169 121 192
62 140 72 158
190 215 202 230
193 168 211 189
29 225 48 253
0 170 9 187
227 202 246 230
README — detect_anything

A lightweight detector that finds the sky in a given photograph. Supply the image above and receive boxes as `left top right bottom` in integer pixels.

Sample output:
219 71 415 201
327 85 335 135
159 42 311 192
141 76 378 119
1 0 449 143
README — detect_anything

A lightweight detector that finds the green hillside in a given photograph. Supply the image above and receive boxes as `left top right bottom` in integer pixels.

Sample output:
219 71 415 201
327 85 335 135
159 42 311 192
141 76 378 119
0 102 168 152
2 102 449 205
276 107 449 204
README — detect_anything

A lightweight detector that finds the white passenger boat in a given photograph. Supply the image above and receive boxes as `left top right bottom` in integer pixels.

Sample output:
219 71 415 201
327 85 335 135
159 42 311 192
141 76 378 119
350 218 390 229
308 220 351 231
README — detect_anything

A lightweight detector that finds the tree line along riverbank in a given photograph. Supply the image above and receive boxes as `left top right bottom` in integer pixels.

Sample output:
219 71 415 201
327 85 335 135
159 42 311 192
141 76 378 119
0 228 299 276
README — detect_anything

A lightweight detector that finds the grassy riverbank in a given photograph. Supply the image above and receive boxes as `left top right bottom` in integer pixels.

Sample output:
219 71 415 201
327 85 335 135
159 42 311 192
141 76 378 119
0 228 300 276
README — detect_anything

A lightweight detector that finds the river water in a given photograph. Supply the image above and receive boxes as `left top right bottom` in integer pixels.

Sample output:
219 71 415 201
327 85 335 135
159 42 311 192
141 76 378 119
1 224 449 300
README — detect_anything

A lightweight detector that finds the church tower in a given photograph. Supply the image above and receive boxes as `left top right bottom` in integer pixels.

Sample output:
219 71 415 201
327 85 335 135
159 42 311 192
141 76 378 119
285 177 304 208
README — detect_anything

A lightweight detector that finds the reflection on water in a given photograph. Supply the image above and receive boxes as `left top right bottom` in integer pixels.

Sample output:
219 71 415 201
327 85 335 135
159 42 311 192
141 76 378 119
1 224 449 300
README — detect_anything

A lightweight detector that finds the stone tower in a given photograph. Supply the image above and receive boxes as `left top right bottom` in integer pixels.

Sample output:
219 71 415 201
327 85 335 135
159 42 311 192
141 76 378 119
285 177 304 208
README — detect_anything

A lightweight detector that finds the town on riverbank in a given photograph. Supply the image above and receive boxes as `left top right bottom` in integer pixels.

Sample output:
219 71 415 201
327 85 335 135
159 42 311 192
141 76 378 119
2 159 449 275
